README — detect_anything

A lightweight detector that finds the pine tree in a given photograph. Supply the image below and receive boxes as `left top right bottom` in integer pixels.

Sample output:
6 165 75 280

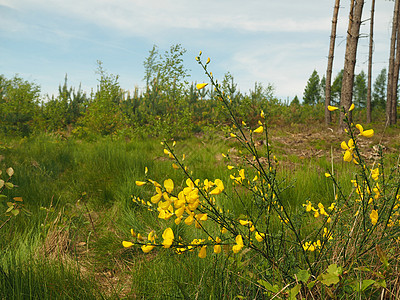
303 70 321 105
353 70 367 108
372 68 387 110
331 69 343 106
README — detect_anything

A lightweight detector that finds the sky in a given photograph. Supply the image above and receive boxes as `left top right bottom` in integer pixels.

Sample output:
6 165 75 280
0 0 395 101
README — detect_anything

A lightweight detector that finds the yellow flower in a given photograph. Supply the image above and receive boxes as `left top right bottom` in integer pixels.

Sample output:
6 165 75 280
198 246 207 258
206 57 210 64
230 133 237 138
164 179 174 193
196 83 208 90
172 163 179 170
210 179 224 195
255 232 265 242
370 210 378 225
328 105 338 111
341 139 355 162
232 235 244 253
349 103 355 111
148 230 156 242
141 244 155 253
162 228 174 248
239 169 245 180
324 173 331 178
122 241 134 248
253 126 264 134
371 168 379 181
356 124 374 138
135 181 146 186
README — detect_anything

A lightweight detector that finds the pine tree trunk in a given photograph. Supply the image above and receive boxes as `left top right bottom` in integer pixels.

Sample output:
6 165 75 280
386 0 400 125
366 0 375 124
340 0 364 130
325 0 341 125
391 10 400 124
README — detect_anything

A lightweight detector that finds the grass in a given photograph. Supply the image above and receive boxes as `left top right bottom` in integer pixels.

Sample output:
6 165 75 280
0 123 399 298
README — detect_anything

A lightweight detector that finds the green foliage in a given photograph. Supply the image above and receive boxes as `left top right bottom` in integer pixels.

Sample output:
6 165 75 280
331 69 343 106
353 70 367 108
0 75 40 136
303 69 321 105
80 61 126 136
372 68 387 110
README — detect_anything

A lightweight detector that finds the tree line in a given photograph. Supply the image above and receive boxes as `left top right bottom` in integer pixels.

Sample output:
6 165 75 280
303 68 387 111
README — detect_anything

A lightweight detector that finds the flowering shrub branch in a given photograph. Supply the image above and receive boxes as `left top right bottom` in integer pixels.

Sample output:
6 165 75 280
122 53 400 298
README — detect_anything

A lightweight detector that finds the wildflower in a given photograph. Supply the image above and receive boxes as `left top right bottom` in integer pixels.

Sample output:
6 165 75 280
356 124 374 138
164 179 174 193
232 235 244 253
239 169 245 181
196 83 208 90
148 230 156 242
214 237 222 253
349 103 355 111
210 179 224 195
172 163 179 170
135 181 146 186
206 57 210 64
255 232 265 242
371 168 379 181
122 241 134 248
324 173 331 178
328 106 338 111
151 187 162 203
253 126 264 134
162 228 174 248
141 244 155 253
198 246 207 258
370 209 378 225
303 200 312 212
341 139 355 162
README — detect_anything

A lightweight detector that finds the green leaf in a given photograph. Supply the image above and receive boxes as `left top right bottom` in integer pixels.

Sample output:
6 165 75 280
319 264 342 286
289 284 301 300
0 195 7 200
5 182 14 189
376 245 389 268
257 279 279 293
375 279 386 288
11 209 20 216
297 269 311 283
307 280 316 289
361 279 375 291
6 205 14 213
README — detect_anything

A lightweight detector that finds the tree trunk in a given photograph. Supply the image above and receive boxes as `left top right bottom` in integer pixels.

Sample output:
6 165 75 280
325 0 341 125
366 0 375 124
339 0 364 130
386 0 400 126
391 8 400 124
340 0 364 130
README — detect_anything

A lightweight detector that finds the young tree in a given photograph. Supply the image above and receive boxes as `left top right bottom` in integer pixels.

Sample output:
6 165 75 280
372 68 387 110
331 69 344 106
366 0 376 123
325 0 341 124
303 70 321 105
353 70 367 108
0 75 40 136
340 0 365 129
